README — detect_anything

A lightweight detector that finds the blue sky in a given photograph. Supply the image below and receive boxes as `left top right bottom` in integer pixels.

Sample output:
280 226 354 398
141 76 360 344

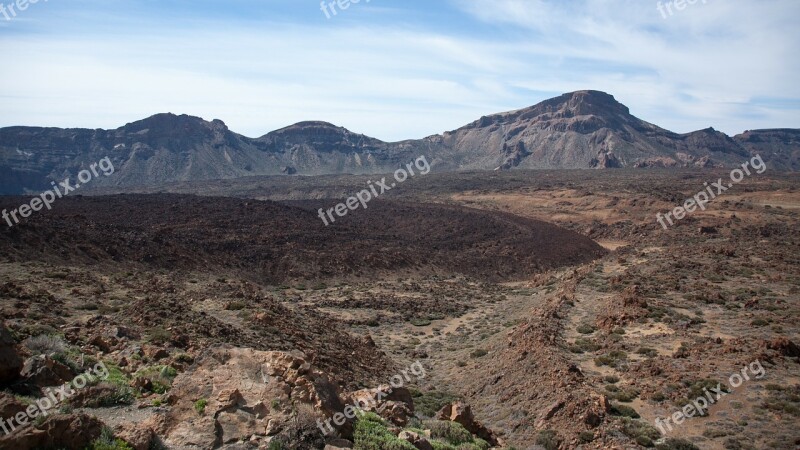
0 0 798 140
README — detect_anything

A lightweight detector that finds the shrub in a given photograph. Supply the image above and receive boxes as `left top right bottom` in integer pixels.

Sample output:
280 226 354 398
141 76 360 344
605 386 640 402
569 338 600 353
194 398 208 415
87 427 134 450
618 418 660 446
579 431 595 443
535 430 561 450
609 404 640 418
576 324 597 335
225 301 247 311
594 351 628 368
136 365 179 394
655 438 700 450
423 420 473 446
23 334 66 355
96 383 135 407
411 318 432 327
469 349 488 359
353 413 416 450
413 391 460 417
636 347 658 358
147 327 171 344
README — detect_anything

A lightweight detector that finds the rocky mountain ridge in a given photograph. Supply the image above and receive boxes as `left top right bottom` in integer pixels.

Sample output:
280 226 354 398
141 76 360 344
1 91 796 194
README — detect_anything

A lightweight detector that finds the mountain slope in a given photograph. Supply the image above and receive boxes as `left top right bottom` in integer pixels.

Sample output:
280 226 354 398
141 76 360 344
0 91 797 194
430 91 752 170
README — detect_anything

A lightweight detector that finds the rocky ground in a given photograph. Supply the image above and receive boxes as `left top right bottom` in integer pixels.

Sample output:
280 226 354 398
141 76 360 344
0 169 798 449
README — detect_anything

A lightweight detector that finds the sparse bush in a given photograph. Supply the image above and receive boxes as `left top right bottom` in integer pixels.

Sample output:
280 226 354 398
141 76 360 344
594 350 628 368
423 420 473 446
636 347 658 358
135 365 178 394
655 438 700 450
569 337 600 353
413 391 460 417
535 430 561 450
609 403 640 418
618 418 660 447
87 427 134 450
147 327 171 344
469 349 488 359
23 334 66 355
605 385 639 402
225 301 246 311
576 324 597 335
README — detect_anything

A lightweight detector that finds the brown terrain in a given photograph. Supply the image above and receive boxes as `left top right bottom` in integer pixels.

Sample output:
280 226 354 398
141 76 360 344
0 168 799 450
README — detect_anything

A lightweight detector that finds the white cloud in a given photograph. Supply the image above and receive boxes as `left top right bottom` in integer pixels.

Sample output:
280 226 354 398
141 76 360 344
0 0 797 140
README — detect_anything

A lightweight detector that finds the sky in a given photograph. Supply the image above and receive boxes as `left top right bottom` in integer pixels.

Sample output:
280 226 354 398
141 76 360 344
0 0 798 141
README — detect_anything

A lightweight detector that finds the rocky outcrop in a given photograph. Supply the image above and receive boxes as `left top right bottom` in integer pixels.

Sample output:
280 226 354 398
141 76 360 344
161 347 346 448
346 386 415 427
19 354 76 390
0 413 104 450
2 91 796 194
435 402 502 446
0 323 22 385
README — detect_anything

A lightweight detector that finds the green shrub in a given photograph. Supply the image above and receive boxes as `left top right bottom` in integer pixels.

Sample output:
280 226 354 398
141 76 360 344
413 391 460 417
423 420 474 446
87 427 134 450
411 318 432 327
135 365 179 394
618 418 660 446
576 324 597 334
594 350 628 368
194 398 208 415
655 438 700 450
353 414 416 450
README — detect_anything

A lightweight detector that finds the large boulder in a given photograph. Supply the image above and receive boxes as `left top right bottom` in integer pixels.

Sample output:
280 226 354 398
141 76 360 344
398 430 434 450
20 354 75 389
0 323 23 385
435 402 502 446
346 385 415 427
0 392 27 422
162 347 347 448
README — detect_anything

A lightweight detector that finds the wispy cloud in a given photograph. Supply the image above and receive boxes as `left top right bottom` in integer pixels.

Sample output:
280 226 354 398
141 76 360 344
0 0 797 140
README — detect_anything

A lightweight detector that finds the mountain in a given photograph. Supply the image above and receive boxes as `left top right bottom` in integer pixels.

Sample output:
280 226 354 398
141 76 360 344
429 90 753 170
733 128 800 171
0 91 796 194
